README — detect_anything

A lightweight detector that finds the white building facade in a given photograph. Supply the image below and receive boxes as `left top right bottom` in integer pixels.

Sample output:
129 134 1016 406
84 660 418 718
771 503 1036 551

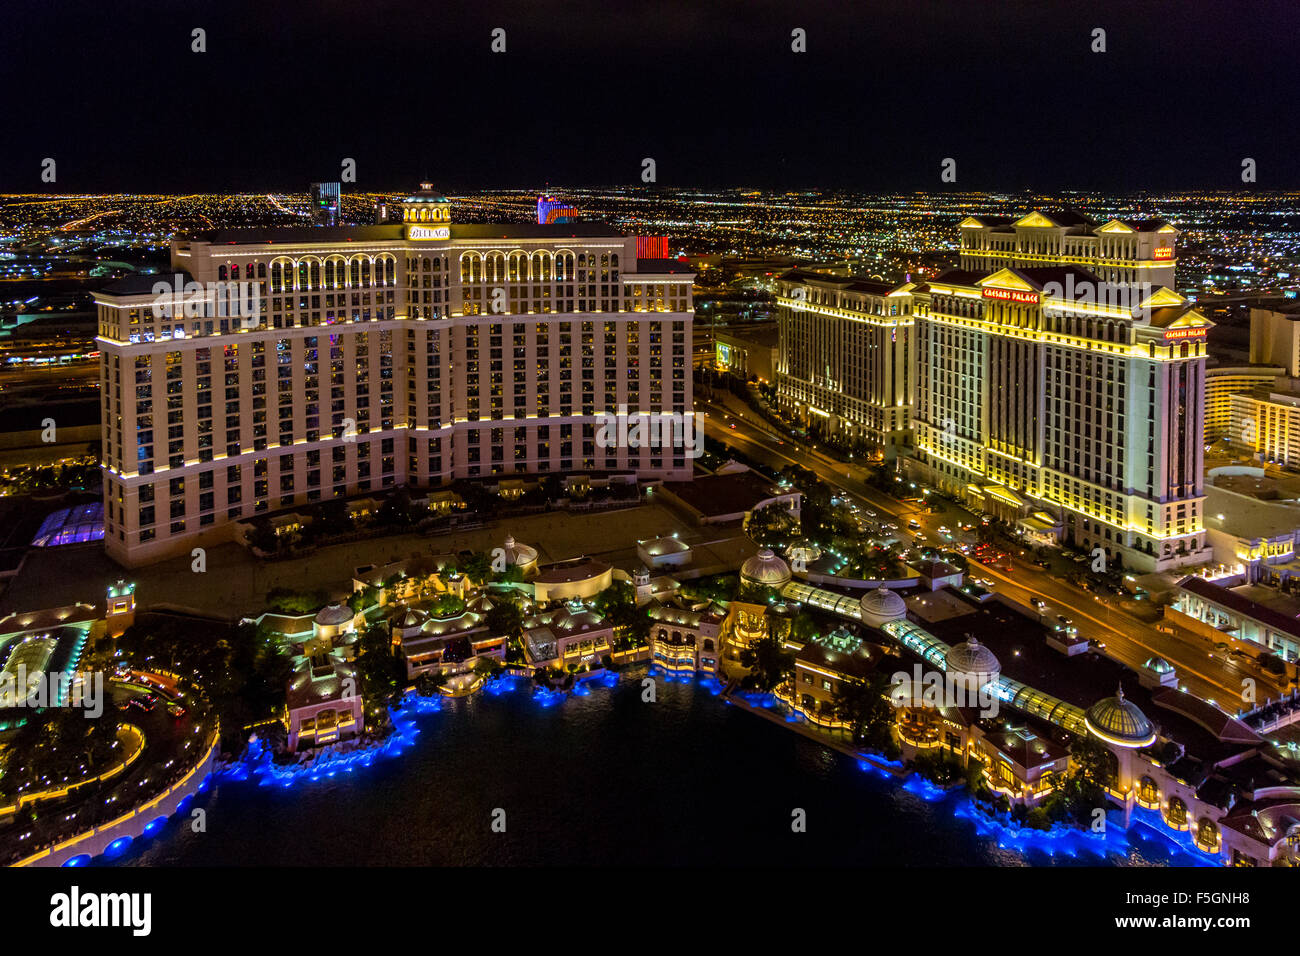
96 187 694 566
774 271 915 453
910 249 1213 572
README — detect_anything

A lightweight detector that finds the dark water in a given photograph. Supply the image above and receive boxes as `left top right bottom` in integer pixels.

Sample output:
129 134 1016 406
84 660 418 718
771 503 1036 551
115 672 1205 866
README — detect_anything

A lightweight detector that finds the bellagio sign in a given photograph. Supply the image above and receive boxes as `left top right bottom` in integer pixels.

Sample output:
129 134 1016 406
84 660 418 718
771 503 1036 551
407 226 450 240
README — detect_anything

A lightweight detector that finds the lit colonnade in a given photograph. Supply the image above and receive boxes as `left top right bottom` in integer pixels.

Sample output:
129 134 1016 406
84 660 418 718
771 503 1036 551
782 581 1087 734
779 580 1300 866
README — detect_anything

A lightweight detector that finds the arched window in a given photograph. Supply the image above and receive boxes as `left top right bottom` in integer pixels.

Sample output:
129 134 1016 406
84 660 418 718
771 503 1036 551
1166 796 1188 828
508 252 527 283
1197 817 1219 850
556 251 575 281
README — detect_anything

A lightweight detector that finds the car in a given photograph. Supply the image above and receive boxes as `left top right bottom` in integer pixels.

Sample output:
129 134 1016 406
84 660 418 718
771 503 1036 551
1057 615 1073 626
908 519 921 529
1030 598 1046 609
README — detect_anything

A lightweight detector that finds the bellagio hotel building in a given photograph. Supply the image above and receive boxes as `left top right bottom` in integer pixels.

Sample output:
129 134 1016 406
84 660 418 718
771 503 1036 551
95 186 694 567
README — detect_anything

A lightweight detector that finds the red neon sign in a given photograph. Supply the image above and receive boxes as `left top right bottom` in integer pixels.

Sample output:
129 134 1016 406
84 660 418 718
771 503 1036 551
1163 327 1207 341
1154 247 1174 260
982 287 1040 305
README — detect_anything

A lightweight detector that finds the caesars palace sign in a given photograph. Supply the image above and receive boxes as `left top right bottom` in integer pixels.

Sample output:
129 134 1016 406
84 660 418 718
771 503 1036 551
982 286 1041 305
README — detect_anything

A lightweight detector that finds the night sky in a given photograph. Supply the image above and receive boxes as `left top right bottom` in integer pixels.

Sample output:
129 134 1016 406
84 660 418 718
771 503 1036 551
2 0 1297 192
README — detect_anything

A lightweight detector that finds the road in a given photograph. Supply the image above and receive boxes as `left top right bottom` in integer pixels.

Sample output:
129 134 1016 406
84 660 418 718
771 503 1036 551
700 393 1294 711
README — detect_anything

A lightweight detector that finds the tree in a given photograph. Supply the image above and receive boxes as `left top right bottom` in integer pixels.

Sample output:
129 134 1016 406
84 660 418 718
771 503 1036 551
460 551 493 585
1070 733 1118 791
414 671 448 696
1040 735 1114 826
788 611 820 643
264 588 328 615
495 563 525 584
377 489 414 527
746 502 798 547
738 635 794 691
591 583 651 646
485 600 525 641
355 625 406 715
833 673 899 758
348 585 379 614
3 702 124 798
428 592 466 617
910 748 963 786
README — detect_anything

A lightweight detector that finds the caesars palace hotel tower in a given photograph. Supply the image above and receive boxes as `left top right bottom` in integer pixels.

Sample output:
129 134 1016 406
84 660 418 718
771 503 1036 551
95 186 695 567
909 211 1211 573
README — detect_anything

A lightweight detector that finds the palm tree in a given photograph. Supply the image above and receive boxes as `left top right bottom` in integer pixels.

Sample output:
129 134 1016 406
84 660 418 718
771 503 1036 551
738 636 794 691
832 675 897 754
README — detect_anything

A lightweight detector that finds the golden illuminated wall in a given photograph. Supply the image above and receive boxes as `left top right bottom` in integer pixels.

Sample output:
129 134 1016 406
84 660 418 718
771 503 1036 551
1205 369 1280 439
